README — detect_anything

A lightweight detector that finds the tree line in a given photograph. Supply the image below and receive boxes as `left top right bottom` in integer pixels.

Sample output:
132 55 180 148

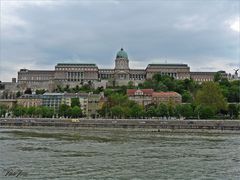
0 98 83 118
1 73 239 119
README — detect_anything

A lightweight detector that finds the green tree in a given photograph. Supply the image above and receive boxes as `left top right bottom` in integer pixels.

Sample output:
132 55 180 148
24 88 32 94
70 106 82 118
174 104 182 118
36 89 46 95
127 81 135 89
143 79 154 89
182 91 193 103
12 106 26 117
59 104 71 117
156 82 168 91
214 72 222 82
228 82 240 102
146 106 156 118
104 88 114 97
56 85 64 93
156 103 168 118
195 82 227 113
79 84 92 92
152 74 162 82
71 98 80 107
122 106 131 118
109 93 128 107
111 105 123 118
64 85 70 92
27 107 35 117
194 105 215 119
73 85 80 92
130 104 144 118
180 104 193 119
16 91 21 98
34 107 42 117
0 105 7 117
42 107 54 118
167 103 175 118
228 104 239 119
163 77 175 91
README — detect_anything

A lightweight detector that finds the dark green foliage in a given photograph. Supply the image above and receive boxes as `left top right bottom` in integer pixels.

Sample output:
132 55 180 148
16 91 21 98
0 105 7 117
93 87 104 94
59 104 82 118
99 93 143 118
71 98 80 107
127 81 134 89
59 104 71 117
196 82 227 112
24 88 32 94
179 104 193 119
156 103 168 117
36 89 46 95
70 106 82 118
182 91 193 103
110 105 124 118
228 104 239 119
12 106 26 117
64 85 70 92
41 107 54 118
194 105 215 119
56 85 64 93
130 104 144 118
145 106 156 118
219 80 239 103
214 72 222 82
11 106 55 118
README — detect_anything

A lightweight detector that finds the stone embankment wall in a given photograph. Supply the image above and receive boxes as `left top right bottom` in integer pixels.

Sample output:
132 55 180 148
1 118 240 131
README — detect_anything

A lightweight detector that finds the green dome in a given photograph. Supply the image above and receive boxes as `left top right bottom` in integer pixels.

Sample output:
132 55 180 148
116 48 128 59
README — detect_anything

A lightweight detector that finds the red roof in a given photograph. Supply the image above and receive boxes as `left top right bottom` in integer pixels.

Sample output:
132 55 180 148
127 89 154 96
152 92 181 97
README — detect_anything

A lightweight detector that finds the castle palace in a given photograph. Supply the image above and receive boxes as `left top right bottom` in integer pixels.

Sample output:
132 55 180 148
17 48 228 91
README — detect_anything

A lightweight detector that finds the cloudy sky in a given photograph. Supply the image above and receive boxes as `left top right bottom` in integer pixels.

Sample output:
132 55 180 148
0 0 239 81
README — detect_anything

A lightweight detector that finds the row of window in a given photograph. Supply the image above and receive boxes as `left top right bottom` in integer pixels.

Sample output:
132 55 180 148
18 76 51 80
193 78 212 81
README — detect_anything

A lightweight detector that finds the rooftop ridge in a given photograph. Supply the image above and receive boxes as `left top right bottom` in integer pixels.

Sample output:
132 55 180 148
56 63 97 66
148 63 188 66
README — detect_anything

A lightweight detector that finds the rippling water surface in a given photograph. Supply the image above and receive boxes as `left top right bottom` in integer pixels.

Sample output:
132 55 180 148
0 128 240 179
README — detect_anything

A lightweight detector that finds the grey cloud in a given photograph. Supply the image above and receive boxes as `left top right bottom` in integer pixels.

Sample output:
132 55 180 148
0 0 239 81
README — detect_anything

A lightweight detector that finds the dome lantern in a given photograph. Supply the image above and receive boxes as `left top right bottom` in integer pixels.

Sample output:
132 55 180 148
116 48 128 59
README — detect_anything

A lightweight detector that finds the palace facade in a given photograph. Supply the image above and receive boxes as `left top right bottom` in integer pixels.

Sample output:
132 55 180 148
17 48 228 91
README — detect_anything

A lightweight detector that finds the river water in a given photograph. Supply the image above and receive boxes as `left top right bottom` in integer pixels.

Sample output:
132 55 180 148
0 128 240 179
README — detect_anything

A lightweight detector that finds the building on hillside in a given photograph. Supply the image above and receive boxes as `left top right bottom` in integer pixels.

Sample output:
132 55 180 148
0 79 18 92
63 93 89 116
0 90 17 99
54 63 99 83
42 93 64 112
88 92 104 118
190 72 215 82
127 89 154 106
152 92 182 105
15 48 230 91
145 64 190 80
17 94 43 108
18 69 55 90
0 99 17 108
13 92 104 117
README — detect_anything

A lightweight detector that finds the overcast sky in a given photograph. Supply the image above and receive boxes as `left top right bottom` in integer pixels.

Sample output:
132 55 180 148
0 0 239 81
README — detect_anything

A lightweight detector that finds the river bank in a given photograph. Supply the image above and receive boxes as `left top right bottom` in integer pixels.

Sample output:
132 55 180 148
1 118 240 133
